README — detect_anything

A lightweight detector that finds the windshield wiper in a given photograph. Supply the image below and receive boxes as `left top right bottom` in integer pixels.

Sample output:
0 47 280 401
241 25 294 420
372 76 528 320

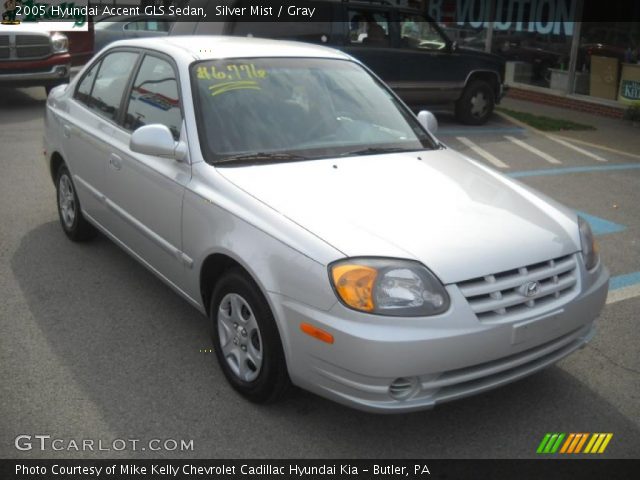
338 147 417 157
216 152 308 166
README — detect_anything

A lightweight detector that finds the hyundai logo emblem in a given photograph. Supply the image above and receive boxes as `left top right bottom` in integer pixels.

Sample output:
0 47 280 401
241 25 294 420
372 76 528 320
521 281 540 297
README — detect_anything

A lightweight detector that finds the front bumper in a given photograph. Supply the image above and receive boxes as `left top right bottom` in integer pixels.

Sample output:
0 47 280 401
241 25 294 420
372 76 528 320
0 54 71 87
271 259 608 413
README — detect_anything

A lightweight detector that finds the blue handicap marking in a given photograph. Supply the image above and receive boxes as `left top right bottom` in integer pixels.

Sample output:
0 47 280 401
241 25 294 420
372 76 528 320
576 212 626 236
575 212 636 293
610 272 640 290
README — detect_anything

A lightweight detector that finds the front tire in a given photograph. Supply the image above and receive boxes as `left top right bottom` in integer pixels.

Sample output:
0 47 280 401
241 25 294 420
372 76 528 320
455 79 495 125
55 164 96 242
210 268 290 403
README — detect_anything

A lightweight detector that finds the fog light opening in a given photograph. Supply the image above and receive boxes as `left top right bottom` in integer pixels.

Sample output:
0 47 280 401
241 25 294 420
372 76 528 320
389 377 419 401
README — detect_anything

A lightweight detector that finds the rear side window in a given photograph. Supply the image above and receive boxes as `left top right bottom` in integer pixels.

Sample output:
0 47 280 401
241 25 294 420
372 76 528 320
123 55 182 139
123 21 146 31
398 13 448 51
76 51 139 122
75 60 101 105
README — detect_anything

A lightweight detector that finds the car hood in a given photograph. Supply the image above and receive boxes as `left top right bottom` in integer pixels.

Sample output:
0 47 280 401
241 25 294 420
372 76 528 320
217 149 579 284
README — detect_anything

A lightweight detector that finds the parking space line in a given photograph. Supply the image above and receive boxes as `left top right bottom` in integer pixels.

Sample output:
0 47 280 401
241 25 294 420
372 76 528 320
439 127 526 136
545 136 608 162
505 136 562 164
607 283 640 304
551 134 640 160
509 163 640 178
456 137 509 169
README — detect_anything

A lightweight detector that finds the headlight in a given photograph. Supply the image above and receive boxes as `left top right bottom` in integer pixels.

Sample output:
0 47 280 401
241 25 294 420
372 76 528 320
51 32 69 54
329 258 450 316
578 216 599 271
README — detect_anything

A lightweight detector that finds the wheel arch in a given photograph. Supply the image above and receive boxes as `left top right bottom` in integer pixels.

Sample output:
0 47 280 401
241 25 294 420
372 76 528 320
199 251 292 365
199 252 274 319
463 70 501 99
50 151 65 184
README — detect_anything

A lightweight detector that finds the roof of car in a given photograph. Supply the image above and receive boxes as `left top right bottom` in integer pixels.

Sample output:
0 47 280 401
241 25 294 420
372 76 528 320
109 35 352 62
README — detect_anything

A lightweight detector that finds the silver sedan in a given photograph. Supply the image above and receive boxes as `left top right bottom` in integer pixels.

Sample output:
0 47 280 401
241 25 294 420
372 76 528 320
44 36 609 413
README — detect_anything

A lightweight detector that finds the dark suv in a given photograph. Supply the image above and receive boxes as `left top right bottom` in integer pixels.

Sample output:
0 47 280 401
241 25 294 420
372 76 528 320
170 0 506 124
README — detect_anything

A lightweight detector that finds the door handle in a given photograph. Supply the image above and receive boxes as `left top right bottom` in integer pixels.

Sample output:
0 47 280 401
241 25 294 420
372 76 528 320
109 153 123 171
63 124 71 139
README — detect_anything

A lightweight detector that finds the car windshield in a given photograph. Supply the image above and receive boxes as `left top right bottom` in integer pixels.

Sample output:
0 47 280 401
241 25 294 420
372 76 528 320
191 57 437 165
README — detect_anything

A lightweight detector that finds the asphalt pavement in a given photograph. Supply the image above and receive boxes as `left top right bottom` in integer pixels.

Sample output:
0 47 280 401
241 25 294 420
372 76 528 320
1 87 638 459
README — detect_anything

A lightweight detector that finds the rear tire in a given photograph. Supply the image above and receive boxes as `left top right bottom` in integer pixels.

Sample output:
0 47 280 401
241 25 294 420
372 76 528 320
455 79 495 125
210 268 290 403
55 164 96 242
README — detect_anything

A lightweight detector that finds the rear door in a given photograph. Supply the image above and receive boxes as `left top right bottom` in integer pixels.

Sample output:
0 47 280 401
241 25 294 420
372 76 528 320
62 50 140 228
385 10 463 106
340 4 397 86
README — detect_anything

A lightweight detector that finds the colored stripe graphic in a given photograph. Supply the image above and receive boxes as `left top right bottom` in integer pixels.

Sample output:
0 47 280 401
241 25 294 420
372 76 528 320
560 433 575 453
537 433 565 454
573 433 589 453
597 434 613 453
537 433 552 453
537 433 612 454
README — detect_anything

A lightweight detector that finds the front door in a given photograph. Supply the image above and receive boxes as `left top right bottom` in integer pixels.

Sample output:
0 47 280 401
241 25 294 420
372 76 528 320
103 53 190 290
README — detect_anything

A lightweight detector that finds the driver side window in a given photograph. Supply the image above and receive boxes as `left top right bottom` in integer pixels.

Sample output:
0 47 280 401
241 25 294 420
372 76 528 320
348 9 390 47
123 55 182 140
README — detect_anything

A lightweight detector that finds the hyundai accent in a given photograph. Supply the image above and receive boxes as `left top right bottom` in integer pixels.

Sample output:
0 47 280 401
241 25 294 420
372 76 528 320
44 36 609 412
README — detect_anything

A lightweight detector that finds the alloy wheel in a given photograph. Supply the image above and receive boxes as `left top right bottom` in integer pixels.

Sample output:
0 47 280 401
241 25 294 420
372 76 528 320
58 174 76 228
217 293 264 382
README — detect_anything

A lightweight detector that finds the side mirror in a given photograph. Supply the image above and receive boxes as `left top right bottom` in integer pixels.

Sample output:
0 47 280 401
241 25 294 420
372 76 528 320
417 110 438 134
130 124 178 159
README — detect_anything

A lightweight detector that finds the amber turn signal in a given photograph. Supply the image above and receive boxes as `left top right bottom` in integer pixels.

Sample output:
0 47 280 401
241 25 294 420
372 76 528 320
300 323 334 344
331 264 377 312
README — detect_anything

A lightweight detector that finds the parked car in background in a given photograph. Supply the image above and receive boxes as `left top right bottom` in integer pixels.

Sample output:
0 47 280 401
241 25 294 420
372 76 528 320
66 21 95 66
492 32 569 84
94 15 172 52
0 24 70 93
44 36 608 412
170 0 506 125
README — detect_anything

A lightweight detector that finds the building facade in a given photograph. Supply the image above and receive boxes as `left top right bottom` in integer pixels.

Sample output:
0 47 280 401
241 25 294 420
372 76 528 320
425 0 640 110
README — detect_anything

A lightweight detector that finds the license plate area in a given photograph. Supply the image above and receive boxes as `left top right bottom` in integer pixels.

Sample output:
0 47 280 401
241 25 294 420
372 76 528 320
511 310 565 345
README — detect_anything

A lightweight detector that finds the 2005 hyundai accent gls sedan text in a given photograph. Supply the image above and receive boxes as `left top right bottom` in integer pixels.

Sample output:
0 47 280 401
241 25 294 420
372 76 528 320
44 36 609 413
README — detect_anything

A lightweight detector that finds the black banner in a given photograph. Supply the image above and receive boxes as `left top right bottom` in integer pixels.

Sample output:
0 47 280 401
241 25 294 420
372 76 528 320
6 0 640 24
2 459 639 480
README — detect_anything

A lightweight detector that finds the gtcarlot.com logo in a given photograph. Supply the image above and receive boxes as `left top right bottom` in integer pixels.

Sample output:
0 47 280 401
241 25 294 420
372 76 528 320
15 435 194 452
536 433 613 454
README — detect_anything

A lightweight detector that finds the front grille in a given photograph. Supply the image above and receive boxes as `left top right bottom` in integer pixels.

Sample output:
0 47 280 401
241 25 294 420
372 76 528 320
458 254 578 322
17 45 51 58
0 36 9 59
0 34 52 60
16 35 51 58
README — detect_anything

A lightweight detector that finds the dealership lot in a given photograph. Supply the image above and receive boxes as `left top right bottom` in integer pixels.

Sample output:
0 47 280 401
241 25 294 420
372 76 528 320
0 86 638 459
